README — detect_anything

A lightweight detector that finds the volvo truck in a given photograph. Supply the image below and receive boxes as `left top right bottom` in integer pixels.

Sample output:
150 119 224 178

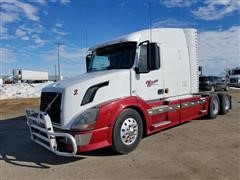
26 28 231 157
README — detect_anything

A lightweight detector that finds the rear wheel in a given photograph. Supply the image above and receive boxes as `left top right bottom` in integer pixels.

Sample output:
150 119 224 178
208 94 220 119
219 94 230 114
224 85 229 91
210 86 215 92
112 109 143 154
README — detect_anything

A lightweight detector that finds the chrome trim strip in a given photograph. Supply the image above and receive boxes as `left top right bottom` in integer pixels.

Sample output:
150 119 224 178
148 98 207 116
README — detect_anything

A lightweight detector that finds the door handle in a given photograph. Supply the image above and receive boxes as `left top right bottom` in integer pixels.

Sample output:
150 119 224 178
158 89 164 95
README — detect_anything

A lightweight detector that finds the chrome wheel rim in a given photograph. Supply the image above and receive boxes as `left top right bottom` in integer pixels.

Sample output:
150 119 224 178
211 86 215 92
120 118 138 145
212 98 219 114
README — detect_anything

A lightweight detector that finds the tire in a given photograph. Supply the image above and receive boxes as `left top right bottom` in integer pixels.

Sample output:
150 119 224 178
207 94 220 119
218 94 231 114
112 109 143 154
210 86 215 92
224 85 229 91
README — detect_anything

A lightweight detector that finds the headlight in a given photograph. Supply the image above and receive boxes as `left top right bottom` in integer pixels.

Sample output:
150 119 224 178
71 108 99 131
205 81 210 84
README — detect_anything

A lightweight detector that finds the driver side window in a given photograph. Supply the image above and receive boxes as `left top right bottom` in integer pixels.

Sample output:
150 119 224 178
138 45 148 72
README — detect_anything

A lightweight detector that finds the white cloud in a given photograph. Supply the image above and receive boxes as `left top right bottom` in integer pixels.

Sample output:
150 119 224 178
36 0 47 5
21 36 30 40
153 18 195 28
44 46 87 63
0 48 16 64
19 24 44 34
0 12 19 23
15 28 26 37
161 0 197 8
192 0 240 20
1 0 40 22
60 0 71 5
32 34 48 47
15 1 40 21
55 23 63 28
52 28 69 36
198 26 240 75
0 25 8 34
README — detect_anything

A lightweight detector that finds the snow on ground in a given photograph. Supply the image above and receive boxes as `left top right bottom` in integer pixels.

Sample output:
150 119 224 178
230 87 240 90
0 82 53 100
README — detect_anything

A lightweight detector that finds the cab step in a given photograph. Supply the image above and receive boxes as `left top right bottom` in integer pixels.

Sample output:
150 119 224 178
152 121 171 128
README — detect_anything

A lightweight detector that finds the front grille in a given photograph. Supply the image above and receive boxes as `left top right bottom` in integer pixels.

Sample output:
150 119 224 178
230 78 238 83
40 92 62 124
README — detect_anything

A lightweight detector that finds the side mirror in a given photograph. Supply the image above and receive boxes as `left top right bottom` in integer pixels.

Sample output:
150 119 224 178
147 42 160 71
134 67 140 74
86 54 91 72
136 42 160 74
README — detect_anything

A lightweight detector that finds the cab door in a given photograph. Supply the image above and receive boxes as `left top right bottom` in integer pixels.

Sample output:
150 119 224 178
134 43 165 101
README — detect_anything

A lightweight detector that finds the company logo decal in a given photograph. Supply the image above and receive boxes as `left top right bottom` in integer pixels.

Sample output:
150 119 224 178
146 79 159 87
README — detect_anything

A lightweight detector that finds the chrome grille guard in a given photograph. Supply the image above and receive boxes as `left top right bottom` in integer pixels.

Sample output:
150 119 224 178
26 108 77 157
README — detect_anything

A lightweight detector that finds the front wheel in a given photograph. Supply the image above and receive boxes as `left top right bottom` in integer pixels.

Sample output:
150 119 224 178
112 109 143 154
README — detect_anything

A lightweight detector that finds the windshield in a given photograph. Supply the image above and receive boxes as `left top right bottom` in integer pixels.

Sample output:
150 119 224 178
87 42 137 72
232 69 240 75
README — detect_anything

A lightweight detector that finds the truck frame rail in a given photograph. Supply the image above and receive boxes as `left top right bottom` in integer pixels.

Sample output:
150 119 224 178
26 108 77 157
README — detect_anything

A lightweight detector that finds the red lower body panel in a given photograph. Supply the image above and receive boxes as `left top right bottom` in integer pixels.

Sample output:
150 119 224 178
64 126 112 152
61 96 209 153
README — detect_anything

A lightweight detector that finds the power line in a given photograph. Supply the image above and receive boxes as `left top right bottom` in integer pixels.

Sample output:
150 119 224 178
54 42 64 80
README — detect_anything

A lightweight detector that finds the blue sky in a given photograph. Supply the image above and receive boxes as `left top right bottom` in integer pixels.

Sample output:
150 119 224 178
1 0 240 77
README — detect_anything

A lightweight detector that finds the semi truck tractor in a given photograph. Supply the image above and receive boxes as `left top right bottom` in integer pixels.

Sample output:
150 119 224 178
228 67 240 87
26 28 231 157
13 69 48 83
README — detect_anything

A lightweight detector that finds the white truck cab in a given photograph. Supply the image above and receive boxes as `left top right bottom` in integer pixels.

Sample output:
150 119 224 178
228 68 240 87
26 28 231 156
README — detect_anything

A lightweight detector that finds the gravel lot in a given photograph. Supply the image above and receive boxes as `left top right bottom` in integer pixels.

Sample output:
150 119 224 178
0 90 239 179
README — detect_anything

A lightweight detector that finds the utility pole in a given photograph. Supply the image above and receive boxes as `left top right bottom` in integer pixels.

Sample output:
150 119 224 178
55 42 64 80
54 65 57 82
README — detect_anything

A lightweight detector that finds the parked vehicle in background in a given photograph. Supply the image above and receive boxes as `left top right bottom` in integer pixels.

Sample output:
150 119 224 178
228 68 240 87
199 76 229 91
13 69 48 83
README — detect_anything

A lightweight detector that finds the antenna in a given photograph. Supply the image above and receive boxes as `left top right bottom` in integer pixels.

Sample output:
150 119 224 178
149 0 152 42
54 42 64 81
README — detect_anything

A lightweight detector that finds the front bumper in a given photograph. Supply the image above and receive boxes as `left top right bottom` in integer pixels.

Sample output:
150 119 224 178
26 108 112 157
26 108 78 157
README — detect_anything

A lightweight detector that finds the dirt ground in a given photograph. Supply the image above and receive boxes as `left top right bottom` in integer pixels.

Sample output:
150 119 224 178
0 90 239 180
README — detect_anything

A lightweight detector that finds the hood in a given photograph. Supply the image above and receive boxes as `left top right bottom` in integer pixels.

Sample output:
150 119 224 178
44 70 128 90
42 69 131 129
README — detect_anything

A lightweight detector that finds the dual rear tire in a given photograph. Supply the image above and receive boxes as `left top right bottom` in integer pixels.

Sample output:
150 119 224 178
208 94 231 119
